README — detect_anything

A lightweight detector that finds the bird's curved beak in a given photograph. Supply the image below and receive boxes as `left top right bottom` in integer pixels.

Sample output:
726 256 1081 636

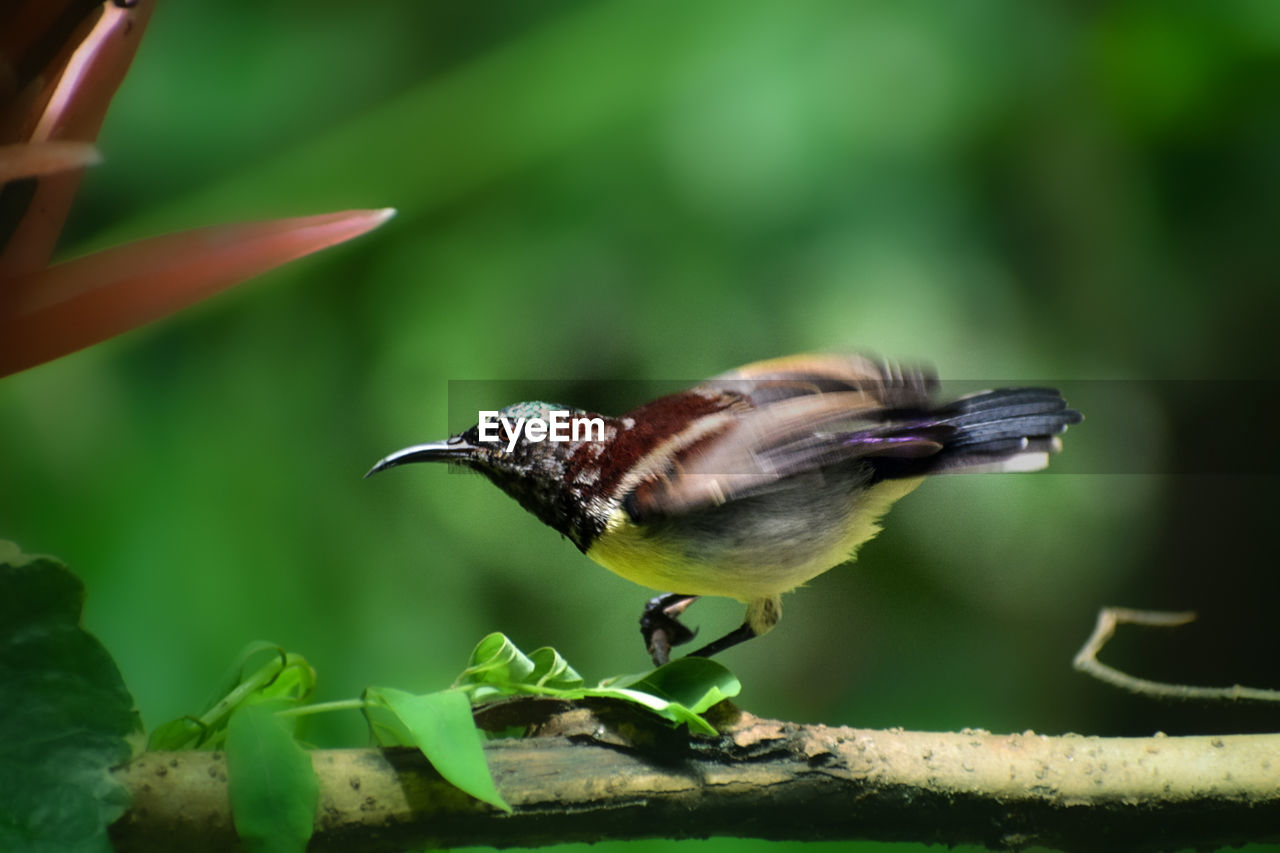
364 440 476 479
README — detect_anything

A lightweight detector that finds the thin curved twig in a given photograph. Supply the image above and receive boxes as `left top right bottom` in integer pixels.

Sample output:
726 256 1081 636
1074 607 1280 703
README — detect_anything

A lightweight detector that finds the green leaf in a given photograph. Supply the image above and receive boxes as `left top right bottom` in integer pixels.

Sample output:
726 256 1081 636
612 656 741 714
146 716 206 751
150 646 316 751
455 632 537 687
452 633 740 735
580 658 741 735
225 699 318 853
0 543 142 853
364 686 511 812
586 686 719 735
204 642 293 710
527 645 584 690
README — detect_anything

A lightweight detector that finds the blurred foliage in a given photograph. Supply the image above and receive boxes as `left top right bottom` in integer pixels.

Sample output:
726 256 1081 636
0 545 140 853
3 1 1280 850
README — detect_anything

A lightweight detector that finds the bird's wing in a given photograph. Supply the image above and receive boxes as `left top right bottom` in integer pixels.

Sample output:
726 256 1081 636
624 354 944 520
703 352 936 407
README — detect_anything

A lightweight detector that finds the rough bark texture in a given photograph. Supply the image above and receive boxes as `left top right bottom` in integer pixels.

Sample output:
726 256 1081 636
109 701 1280 852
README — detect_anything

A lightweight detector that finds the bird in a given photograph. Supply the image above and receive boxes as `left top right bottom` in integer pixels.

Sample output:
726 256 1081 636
367 353 1082 666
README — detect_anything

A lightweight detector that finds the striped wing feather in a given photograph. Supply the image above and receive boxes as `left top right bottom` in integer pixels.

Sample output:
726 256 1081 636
626 354 943 519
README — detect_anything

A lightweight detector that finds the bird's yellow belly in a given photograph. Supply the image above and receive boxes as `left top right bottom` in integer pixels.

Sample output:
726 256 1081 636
585 476 922 602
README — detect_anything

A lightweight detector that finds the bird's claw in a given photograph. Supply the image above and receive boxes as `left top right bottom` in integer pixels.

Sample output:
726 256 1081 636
640 593 700 666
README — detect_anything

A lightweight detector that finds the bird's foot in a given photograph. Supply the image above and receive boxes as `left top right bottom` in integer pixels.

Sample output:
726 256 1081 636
640 593 699 666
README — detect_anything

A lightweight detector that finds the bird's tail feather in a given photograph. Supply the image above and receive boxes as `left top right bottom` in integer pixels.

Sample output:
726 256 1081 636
873 388 1082 478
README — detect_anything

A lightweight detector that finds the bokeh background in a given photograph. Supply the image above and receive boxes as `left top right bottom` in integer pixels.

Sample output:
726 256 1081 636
4 1 1280 851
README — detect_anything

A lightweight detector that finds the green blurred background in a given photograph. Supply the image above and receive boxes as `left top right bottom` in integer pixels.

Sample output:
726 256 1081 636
4 1 1280 850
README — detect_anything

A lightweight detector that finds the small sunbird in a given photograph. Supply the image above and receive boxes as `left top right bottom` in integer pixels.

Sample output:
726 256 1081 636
368 353 1082 665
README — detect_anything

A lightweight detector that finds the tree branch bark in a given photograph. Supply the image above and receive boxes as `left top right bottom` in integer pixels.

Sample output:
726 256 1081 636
109 701 1280 852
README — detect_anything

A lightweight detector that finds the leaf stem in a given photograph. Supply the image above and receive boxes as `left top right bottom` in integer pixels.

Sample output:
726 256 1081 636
275 698 368 718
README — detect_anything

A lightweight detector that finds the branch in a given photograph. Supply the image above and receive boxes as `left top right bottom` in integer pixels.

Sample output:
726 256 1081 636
1074 607 1280 703
109 701 1280 852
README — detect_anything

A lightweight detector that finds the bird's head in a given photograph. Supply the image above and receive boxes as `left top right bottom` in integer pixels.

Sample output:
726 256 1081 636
366 401 612 546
